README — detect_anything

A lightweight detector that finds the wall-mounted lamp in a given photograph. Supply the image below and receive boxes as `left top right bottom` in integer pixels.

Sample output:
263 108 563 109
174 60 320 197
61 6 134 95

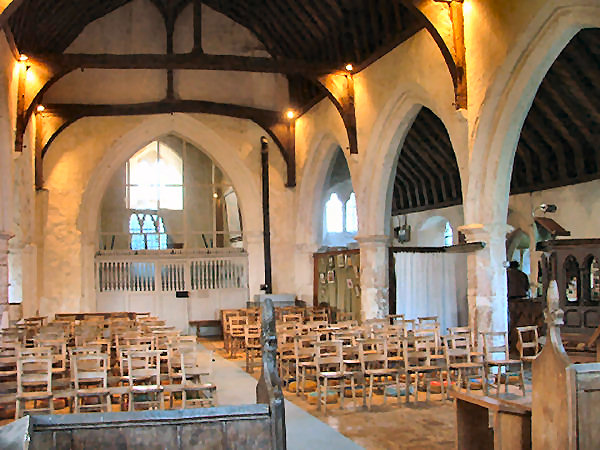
18 54 28 62
532 203 558 216
212 192 218 199
36 105 45 113
345 63 354 72
285 109 296 120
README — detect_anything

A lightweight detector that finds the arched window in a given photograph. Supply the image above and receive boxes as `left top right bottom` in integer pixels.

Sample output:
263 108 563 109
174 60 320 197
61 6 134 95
325 193 344 233
444 221 453 246
127 140 183 210
345 193 358 233
101 135 244 251
129 213 167 250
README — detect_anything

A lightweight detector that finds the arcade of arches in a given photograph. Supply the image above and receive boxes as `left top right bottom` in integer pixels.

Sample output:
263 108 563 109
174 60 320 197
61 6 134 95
0 0 599 447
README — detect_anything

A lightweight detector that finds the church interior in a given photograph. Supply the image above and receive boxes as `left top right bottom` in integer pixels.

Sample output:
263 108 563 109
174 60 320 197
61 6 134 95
0 0 599 448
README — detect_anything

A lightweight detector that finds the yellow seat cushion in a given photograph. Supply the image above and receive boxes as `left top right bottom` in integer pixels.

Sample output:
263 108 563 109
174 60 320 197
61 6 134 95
287 380 317 393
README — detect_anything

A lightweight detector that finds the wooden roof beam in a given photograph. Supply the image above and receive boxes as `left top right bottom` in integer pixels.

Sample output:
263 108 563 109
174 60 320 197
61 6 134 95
39 100 296 187
28 52 337 75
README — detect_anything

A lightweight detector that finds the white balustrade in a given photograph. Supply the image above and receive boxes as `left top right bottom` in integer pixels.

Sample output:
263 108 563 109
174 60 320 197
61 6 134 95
96 250 248 293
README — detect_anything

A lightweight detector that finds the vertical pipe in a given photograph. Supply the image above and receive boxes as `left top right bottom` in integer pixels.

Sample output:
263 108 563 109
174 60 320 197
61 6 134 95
261 137 273 294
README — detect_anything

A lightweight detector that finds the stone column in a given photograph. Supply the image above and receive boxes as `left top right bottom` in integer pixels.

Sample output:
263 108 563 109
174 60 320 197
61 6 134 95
356 234 391 321
458 223 513 334
0 232 13 327
244 230 265 300
294 243 319 305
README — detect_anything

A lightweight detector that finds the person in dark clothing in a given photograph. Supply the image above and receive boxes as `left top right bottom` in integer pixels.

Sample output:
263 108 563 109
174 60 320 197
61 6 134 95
507 261 530 299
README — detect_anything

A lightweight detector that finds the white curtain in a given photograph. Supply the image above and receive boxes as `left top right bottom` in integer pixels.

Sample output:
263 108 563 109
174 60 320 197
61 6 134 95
394 252 458 334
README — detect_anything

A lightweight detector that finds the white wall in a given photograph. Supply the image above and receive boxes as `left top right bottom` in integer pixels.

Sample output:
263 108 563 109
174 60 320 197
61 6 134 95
5 0 597 328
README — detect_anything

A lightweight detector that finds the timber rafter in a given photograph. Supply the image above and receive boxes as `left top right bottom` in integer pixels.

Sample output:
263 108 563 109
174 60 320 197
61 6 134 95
39 100 298 187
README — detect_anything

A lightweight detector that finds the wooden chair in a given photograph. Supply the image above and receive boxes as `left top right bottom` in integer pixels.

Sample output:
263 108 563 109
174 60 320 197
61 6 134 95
481 331 525 396
516 326 541 362
277 329 296 386
402 337 445 403
314 340 355 414
282 313 302 323
118 344 151 383
444 334 486 396
15 352 53 418
72 353 111 413
126 350 164 411
180 350 217 408
0 340 19 381
228 316 248 357
448 326 484 362
311 310 329 323
36 338 68 376
359 339 399 409
417 316 439 330
244 324 262 373
293 334 317 396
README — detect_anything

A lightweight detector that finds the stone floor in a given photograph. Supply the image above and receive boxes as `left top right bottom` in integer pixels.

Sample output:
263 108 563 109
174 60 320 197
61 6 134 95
202 338 460 450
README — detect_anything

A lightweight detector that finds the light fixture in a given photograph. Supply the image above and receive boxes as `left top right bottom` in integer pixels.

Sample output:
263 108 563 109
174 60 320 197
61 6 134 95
532 203 558 216
36 105 45 112
18 54 28 62
345 63 354 72
212 192 218 199
285 109 296 120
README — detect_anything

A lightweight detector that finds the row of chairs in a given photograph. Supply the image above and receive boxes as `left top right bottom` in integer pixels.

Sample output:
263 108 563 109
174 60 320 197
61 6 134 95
275 315 530 413
1 314 217 419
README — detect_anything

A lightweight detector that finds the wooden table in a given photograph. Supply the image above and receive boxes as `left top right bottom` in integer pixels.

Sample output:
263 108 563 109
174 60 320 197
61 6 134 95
449 389 531 450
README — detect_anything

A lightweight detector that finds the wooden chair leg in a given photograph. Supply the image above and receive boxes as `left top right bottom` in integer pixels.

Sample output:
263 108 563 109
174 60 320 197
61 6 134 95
368 375 374 410
323 377 328 414
316 377 322 412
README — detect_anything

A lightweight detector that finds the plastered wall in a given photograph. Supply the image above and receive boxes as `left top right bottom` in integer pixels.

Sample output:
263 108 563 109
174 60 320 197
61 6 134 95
2 1 596 324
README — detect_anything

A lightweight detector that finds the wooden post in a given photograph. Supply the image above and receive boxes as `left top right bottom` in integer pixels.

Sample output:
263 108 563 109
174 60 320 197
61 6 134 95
193 0 203 53
256 297 286 449
261 137 273 294
449 0 467 109
35 111 44 189
14 61 27 152
532 280 571 449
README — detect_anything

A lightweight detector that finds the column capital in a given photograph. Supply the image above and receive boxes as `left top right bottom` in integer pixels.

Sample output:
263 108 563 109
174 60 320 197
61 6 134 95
458 223 513 243
354 234 391 247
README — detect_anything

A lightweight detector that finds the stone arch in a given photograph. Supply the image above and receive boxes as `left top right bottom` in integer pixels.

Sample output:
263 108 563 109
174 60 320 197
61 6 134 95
293 132 350 301
77 113 263 311
357 83 467 239
466 3 600 226
295 132 346 249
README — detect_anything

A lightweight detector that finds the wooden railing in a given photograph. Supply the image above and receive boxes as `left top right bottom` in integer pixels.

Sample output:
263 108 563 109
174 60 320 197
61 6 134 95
95 250 248 293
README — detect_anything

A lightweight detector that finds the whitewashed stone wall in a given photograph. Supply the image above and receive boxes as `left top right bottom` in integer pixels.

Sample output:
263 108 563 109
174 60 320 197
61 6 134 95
2 0 598 332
